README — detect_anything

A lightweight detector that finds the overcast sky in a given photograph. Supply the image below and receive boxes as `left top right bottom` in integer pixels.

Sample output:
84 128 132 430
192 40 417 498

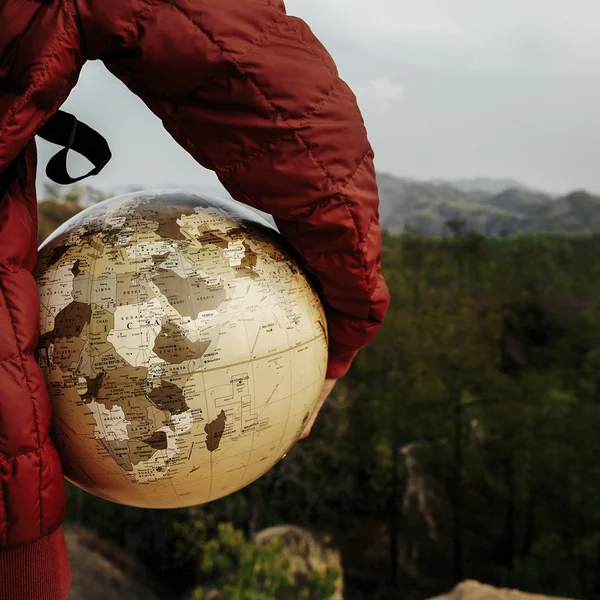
37 0 600 196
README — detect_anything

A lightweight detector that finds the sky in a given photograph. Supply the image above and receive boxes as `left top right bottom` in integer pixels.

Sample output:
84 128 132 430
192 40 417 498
37 0 600 196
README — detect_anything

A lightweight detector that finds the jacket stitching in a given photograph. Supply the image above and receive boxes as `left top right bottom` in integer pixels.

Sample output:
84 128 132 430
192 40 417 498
289 18 338 80
0 442 46 468
236 12 288 63
108 45 343 186
219 80 344 176
0 1 79 171
301 151 377 307
0 281 43 538
71 0 90 59
299 149 372 251
153 78 343 176
161 1 348 191
120 2 157 47
0 263 26 274
339 150 374 291
0 351 30 364
294 147 372 219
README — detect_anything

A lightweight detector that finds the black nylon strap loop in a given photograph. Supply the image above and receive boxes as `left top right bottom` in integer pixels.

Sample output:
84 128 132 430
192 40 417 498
37 110 112 185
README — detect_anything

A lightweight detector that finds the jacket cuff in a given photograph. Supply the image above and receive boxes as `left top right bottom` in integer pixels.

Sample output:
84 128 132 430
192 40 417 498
326 348 359 379
0 527 71 600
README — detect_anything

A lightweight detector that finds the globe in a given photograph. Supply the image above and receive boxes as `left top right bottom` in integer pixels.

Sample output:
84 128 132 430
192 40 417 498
35 190 328 508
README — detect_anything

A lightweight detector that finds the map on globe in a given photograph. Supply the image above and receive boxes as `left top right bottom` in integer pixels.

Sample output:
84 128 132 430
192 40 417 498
36 190 328 508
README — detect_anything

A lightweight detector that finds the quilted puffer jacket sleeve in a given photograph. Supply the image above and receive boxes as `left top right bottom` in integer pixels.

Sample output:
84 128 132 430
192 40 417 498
76 0 391 378
0 0 83 553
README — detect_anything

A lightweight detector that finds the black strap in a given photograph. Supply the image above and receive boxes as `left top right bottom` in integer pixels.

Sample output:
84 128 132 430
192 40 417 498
37 110 112 185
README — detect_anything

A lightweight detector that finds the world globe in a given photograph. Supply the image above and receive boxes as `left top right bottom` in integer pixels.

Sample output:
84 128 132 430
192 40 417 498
35 190 328 508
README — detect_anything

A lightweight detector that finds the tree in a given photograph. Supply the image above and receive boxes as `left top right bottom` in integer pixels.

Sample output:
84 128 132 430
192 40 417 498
182 521 339 600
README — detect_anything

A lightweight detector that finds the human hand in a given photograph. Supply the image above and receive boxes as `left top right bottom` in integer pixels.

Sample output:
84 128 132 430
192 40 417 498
298 378 337 440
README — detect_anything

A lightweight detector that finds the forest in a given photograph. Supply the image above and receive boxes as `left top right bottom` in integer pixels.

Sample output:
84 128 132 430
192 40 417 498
37 185 600 600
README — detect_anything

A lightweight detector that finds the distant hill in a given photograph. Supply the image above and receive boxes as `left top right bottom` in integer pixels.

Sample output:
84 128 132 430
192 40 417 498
377 172 600 236
431 177 528 195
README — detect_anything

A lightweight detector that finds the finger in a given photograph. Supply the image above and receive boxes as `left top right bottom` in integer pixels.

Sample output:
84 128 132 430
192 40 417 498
298 381 334 441
299 428 310 440
299 412 318 440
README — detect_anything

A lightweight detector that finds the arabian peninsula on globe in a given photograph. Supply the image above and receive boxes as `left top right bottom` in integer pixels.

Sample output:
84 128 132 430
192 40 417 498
35 190 328 509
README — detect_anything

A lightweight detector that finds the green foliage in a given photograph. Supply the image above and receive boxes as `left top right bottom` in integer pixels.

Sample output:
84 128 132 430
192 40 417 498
181 520 337 600
493 532 599 598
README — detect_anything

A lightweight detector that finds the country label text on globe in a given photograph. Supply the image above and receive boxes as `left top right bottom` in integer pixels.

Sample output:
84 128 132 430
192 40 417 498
36 190 328 508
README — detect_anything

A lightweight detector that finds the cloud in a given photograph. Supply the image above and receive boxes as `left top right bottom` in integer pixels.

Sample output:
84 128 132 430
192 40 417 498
286 0 457 36
286 0 600 76
353 79 405 115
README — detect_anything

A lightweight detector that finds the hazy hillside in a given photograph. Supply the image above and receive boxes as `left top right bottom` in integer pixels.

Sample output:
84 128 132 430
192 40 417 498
377 172 600 235
37 175 600 239
431 177 527 195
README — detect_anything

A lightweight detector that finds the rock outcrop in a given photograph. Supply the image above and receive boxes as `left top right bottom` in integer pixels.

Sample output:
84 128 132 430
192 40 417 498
428 580 576 600
64 522 174 600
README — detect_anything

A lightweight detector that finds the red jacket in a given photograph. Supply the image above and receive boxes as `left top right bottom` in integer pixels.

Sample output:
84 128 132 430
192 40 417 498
0 1 390 598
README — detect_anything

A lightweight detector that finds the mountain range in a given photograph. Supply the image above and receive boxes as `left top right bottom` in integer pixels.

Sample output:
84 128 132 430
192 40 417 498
376 173 600 236
88 175 600 237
